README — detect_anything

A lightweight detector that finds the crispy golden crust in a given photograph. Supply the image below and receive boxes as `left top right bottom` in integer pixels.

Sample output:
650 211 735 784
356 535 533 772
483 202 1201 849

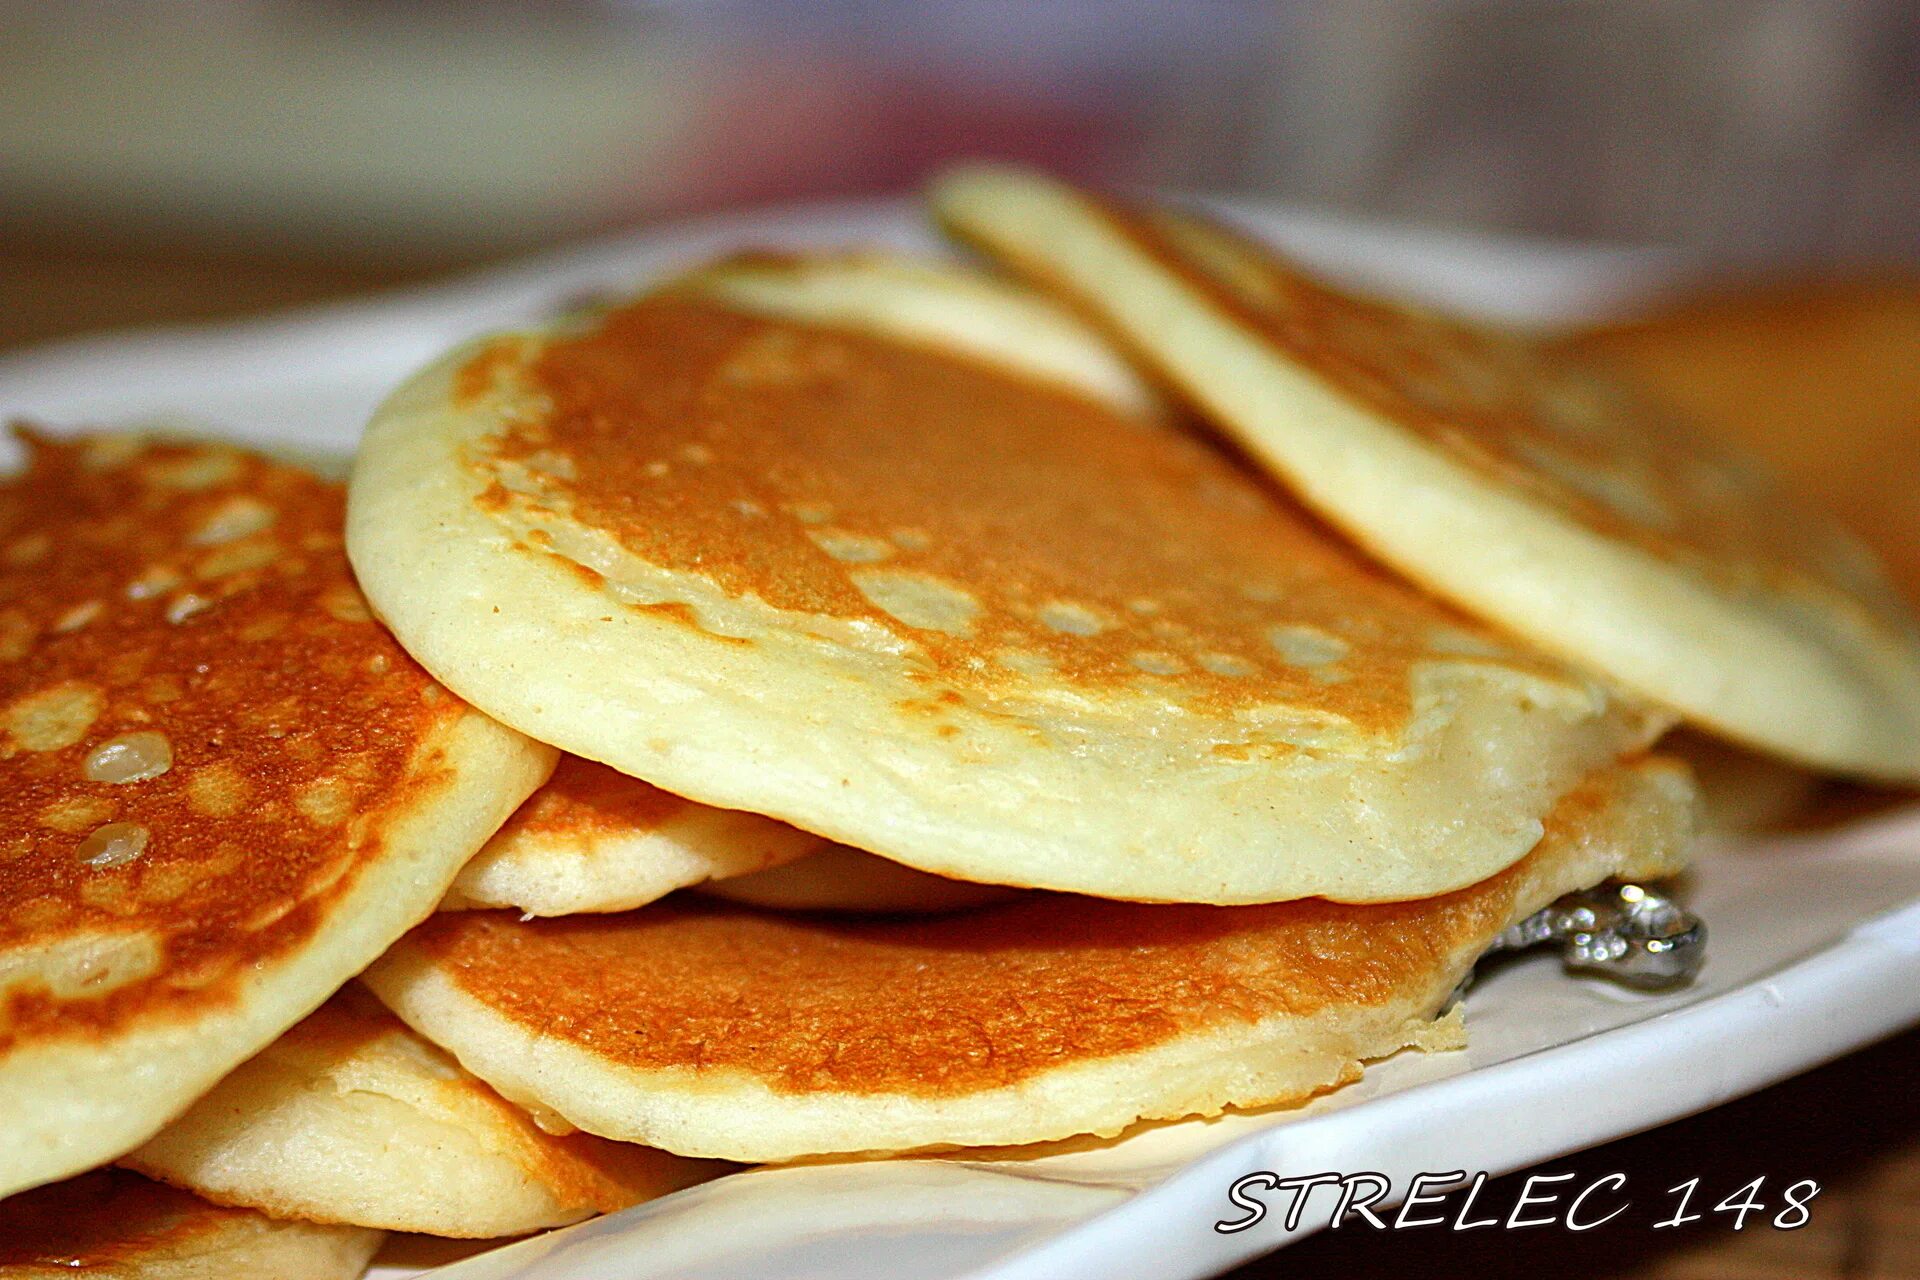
0 434 461 1050
368 759 1695 1159
410 897 1464 1097
477 295 1562 735
487 755 688 842
392 762 1688 1100
0 432 555 1195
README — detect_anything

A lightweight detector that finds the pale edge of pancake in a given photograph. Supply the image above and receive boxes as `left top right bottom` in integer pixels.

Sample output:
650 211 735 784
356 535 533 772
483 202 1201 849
363 760 1696 1163
0 713 555 1199
346 264 1662 905
444 802 827 917
121 993 718 1237
928 164 1920 782
665 252 1167 421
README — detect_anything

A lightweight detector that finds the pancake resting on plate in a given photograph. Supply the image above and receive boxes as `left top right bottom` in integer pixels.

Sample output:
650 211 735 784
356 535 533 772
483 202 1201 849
0 434 555 1198
0 1168 382 1280
124 987 720 1237
444 754 825 916
348 254 1666 905
931 165 1920 782
365 758 1696 1161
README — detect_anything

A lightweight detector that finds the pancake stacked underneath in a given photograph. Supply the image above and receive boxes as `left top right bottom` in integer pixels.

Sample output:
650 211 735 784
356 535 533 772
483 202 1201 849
8 168 1918 1276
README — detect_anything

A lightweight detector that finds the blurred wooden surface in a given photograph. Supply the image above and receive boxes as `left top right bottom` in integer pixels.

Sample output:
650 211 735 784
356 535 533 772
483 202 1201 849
0 234 442 352
4 239 1917 1280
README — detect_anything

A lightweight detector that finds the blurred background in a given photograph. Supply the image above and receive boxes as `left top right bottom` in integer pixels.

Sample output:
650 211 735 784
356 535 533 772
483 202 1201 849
2 1 1916 335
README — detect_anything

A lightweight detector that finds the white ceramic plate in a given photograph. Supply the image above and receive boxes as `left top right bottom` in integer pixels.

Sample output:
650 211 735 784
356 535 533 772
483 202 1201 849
6 198 1918 1280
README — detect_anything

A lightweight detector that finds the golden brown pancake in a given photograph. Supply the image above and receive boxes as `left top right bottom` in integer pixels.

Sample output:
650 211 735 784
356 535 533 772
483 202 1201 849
932 166 1920 781
348 253 1663 905
0 433 555 1197
1559 275 1920 605
366 758 1696 1161
0 1169 382 1279
125 987 721 1237
445 755 825 916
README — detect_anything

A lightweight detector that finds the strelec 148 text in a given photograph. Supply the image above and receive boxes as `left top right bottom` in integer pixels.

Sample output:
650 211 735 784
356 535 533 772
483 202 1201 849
1214 1170 1820 1235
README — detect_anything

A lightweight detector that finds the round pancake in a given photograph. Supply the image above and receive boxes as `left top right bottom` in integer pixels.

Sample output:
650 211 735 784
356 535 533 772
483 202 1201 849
1558 276 1920 606
700 842 1017 914
364 758 1697 1161
347 253 1664 905
930 165 1920 782
124 987 720 1237
444 755 825 916
0 1169 381 1280
0 433 555 1197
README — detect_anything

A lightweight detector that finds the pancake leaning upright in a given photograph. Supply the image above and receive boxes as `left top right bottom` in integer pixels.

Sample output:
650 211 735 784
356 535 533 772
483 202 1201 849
932 165 1920 781
347 255 1667 905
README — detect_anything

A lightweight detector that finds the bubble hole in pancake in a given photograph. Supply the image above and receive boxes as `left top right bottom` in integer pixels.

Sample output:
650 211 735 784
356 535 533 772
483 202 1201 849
931 165 1920 782
0 1168 382 1280
0 432 555 1197
123 987 722 1237
347 253 1666 905
364 758 1697 1162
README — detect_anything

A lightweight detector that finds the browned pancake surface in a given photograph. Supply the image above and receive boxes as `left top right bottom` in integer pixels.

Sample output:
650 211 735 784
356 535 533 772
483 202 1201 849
466 294 1568 737
0 434 463 1054
491 755 688 844
400 828 1592 1097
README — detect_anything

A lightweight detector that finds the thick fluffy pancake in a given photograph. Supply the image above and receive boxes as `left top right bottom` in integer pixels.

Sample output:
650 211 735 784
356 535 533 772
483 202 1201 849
0 1169 381 1280
0 434 555 1197
931 166 1920 781
124 988 718 1237
701 842 1017 914
1559 276 1920 605
348 254 1662 904
365 758 1696 1161
445 755 825 916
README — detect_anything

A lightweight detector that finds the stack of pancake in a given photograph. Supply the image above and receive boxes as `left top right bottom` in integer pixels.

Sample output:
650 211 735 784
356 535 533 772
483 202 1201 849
5 166 1918 1277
